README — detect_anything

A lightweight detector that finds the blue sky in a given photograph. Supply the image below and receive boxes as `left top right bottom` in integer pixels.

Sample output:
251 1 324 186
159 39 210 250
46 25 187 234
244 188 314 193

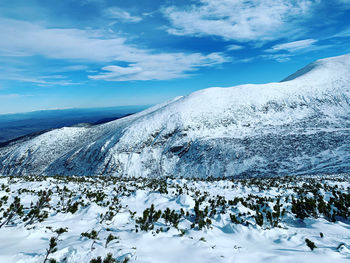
0 0 350 114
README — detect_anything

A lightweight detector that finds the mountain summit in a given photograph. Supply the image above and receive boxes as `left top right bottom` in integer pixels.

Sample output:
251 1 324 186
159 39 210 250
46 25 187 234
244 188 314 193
1 53 350 177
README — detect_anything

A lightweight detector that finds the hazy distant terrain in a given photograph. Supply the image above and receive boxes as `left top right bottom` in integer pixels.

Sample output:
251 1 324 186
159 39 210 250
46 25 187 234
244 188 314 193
0 106 148 143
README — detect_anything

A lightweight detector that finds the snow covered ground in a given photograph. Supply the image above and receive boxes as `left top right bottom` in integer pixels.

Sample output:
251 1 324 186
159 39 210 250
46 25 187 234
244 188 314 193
0 175 349 263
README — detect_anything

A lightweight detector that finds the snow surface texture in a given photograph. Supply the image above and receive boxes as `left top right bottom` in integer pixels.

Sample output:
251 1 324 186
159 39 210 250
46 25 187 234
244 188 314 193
0 175 349 263
1 54 350 177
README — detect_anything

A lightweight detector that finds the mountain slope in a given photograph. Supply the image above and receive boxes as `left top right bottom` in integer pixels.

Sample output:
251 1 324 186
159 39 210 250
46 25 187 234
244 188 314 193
1 53 350 177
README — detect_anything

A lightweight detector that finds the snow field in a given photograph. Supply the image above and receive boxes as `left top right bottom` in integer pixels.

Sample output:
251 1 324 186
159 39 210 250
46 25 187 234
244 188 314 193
0 175 349 262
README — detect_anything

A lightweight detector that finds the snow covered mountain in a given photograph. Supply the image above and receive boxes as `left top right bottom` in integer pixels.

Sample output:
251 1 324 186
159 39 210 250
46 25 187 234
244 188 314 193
1 53 350 178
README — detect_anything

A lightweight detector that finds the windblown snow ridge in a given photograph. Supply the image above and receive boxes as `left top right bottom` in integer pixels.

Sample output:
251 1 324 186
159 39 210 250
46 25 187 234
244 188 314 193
1 53 350 177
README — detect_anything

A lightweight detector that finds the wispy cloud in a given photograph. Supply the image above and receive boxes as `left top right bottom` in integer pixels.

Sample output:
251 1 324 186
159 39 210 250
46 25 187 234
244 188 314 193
89 52 228 81
0 73 83 86
163 0 316 42
260 53 294 63
60 65 89 72
333 28 350 38
0 93 32 99
0 18 228 81
262 39 333 62
0 18 129 62
267 39 318 52
226 44 244 51
337 0 350 7
105 7 142 23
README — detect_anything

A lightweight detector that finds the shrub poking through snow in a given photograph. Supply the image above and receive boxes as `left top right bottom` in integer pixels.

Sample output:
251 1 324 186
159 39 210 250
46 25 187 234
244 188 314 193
255 211 264 227
305 238 317 251
162 207 181 228
337 243 346 252
230 214 241 224
24 190 51 226
90 256 103 263
0 196 23 228
105 234 118 248
191 199 212 230
81 230 99 250
90 253 128 263
43 227 67 263
136 204 162 231
0 174 350 262
66 201 79 214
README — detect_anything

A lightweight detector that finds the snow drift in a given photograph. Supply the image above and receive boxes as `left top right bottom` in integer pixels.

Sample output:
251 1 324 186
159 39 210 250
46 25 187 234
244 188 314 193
1 53 350 177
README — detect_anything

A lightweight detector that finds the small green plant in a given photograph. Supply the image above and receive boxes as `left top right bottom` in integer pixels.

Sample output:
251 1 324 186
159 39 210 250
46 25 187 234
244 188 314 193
90 253 120 263
337 243 346 250
43 228 68 263
136 204 161 231
24 190 51 226
102 253 116 263
0 196 23 228
90 256 102 263
230 214 240 224
254 211 264 227
105 234 117 248
179 229 187 237
191 199 211 230
81 230 99 250
305 238 317 251
81 230 99 239
67 201 79 214
162 208 181 228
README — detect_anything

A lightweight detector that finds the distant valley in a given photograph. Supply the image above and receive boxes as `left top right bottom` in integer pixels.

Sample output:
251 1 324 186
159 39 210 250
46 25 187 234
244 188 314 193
0 105 149 144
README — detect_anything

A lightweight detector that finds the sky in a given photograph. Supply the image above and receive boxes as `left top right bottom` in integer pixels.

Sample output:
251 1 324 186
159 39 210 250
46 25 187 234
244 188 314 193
0 0 350 114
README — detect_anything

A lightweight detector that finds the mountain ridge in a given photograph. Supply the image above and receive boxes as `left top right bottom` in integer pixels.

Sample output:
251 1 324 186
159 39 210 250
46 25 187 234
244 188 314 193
1 53 350 177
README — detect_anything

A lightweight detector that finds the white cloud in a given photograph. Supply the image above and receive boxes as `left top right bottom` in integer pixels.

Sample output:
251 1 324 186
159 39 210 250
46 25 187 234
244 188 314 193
333 28 350 38
261 53 293 62
262 39 333 62
60 65 89 71
0 18 127 62
0 18 228 81
226 44 244 51
0 73 83 86
105 7 142 23
163 0 316 42
0 93 32 99
89 52 227 81
337 0 350 6
268 39 317 52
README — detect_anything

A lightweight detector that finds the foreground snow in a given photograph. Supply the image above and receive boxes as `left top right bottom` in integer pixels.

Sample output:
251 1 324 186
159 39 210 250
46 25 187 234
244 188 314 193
0 175 349 263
